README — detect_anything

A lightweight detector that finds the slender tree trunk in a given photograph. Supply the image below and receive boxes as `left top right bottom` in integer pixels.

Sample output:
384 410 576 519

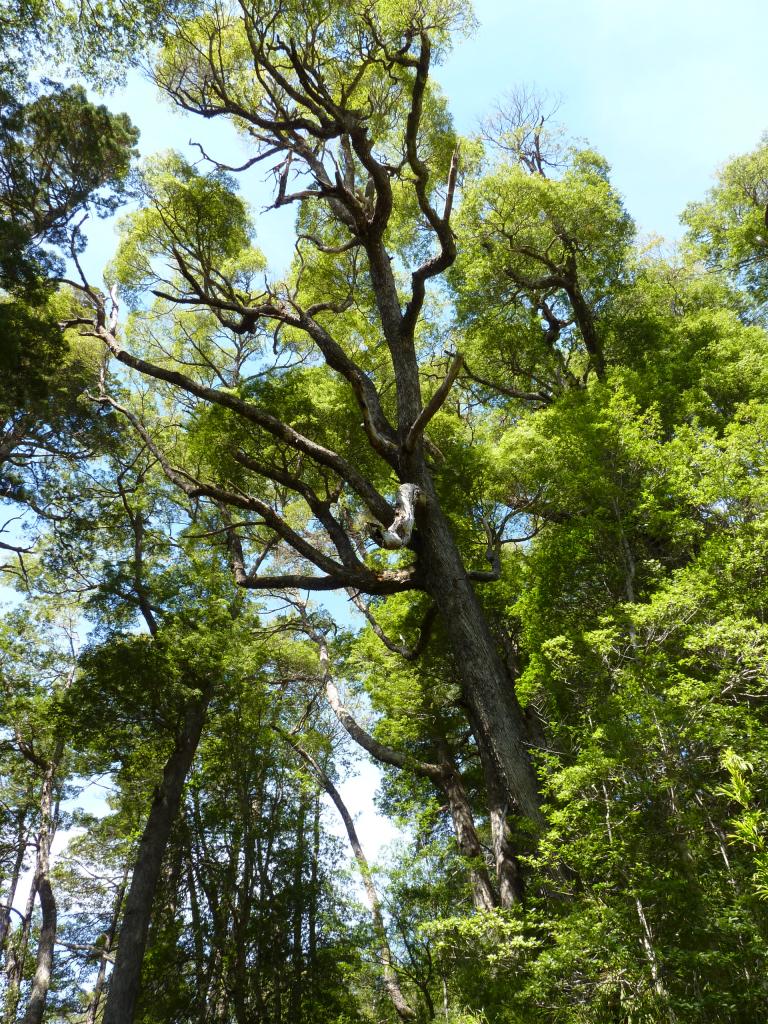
86 870 128 1024
273 959 283 1024
0 808 28 954
22 743 64 1024
325 776 415 1021
182 839 206 1008
432 741 498 911
285 737 416 1021
308 793 319 991
442 771 499 911
205 948 227 1024
103 690 210 1024
20 880 55 1024
634 894 674 1017
187 789 225 1024
289 796 306 1020
231 783 253 1024
3 876 37 1024
461 698 527 907
472 732 525 908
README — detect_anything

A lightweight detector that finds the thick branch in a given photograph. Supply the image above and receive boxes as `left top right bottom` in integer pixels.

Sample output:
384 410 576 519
235 569 419 595
400 38 459 338
95 396 364 584
94 319 393 524
230 449 365 573
401 153 460 337
313 634 444 782
291 308 399 462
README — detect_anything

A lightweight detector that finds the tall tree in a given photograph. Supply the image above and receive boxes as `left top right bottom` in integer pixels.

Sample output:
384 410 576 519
68 1 553 824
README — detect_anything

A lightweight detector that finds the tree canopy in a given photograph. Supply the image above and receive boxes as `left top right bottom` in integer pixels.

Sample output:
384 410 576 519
1 4 768 1024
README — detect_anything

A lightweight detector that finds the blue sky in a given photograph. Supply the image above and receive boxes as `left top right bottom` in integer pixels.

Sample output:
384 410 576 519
82 0 768 281
439 0 768 243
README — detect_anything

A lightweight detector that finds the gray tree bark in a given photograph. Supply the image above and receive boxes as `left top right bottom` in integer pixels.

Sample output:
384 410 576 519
478 737 525 907
414 488 543 823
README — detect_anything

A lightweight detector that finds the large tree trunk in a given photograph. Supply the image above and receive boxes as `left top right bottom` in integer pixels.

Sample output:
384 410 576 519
365 171 542 826
181 837 206 1013
102 691 210 1024
416 490 542 823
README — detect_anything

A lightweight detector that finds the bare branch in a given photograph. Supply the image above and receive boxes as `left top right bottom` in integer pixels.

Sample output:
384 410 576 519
325 677 444 780
0 540 33 554
348 592 437 661
234 569 419 595
462 361 552 405
297 232 361 255
189 139 278 172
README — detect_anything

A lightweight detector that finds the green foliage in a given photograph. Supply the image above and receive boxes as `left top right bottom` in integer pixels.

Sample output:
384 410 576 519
683 134 768 319
0 80 136 421
0 81 138 290
452 147 634 390
110 153 252 305
0 298 66 408
718 749 768 901
4 7 768 1024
